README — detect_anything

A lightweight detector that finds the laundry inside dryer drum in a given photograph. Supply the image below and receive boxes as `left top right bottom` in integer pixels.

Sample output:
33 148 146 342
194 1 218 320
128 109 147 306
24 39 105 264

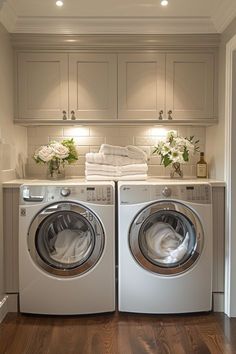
139 210 197 268
35 210 95 270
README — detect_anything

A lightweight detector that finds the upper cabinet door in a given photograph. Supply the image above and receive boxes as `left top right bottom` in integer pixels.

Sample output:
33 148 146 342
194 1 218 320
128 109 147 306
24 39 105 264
118 54 165 120
18 53 69 120
69 54 117 120
166 53 214 120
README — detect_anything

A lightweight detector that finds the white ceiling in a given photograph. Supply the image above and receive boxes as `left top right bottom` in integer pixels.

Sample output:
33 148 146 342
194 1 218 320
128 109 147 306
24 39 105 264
0 0 236 34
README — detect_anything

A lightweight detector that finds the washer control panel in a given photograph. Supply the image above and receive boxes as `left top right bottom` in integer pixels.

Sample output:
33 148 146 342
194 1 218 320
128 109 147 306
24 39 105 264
120 183 211 204
20 185 114 205
155 185 211 204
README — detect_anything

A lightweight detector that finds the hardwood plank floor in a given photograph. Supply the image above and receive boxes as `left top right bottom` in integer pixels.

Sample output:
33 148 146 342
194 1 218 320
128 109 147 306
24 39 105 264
0 312 236 354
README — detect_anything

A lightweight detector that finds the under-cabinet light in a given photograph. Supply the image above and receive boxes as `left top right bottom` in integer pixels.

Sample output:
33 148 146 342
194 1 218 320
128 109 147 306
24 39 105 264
161 0 168 6
56 1 64 7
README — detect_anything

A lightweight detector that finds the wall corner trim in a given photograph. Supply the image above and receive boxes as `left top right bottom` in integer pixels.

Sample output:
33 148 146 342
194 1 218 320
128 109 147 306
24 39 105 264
0 295 8 323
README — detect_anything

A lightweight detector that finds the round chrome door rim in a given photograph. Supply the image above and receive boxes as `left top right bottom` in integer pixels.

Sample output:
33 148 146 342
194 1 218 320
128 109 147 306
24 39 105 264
28 202 105 277
129 201 204 276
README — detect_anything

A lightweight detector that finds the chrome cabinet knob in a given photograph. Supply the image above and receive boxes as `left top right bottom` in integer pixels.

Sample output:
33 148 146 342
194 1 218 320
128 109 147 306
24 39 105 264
167 110 173 120
62 110 67 120
162 186 171 197
159 110 163 120
71 110 76 120
60 188 71 197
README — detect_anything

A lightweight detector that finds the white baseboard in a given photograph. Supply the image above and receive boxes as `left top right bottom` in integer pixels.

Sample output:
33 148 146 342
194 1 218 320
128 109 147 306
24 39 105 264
0 296 8 323
6 293 18 313
213 292 224 312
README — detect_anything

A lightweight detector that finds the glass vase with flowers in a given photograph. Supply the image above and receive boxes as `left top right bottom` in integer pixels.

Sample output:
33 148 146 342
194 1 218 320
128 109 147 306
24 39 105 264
33 138 78 179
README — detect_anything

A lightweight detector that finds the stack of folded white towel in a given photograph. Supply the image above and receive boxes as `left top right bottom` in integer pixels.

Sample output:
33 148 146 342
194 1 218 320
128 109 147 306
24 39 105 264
85 144 148 181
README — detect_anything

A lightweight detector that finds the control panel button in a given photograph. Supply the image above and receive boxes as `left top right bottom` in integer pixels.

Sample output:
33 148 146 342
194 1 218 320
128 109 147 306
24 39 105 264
60 188 71 197
162 186 172 197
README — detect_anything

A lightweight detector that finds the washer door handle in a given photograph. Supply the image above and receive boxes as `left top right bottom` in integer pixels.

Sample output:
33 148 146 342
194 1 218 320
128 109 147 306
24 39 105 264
23 196 44 202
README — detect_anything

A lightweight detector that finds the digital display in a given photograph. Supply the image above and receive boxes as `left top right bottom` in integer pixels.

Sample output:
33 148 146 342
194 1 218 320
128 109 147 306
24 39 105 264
186 186 194 190
87 187 95 191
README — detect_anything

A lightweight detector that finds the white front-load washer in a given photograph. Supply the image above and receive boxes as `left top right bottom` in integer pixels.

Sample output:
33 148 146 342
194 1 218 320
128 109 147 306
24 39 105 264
118 181 213 314
19 181 115 315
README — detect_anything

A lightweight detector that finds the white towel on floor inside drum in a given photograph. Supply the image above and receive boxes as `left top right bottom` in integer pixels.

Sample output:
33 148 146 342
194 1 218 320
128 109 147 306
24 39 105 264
51 229 91 264
145 222 190 264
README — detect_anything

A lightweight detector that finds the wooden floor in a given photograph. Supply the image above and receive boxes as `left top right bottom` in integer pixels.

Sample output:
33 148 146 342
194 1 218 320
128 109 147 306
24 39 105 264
1 312 236 354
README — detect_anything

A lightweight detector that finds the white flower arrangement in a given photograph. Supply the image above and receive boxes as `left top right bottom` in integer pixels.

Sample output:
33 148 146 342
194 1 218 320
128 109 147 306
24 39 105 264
33 139 78 178
152 130 199 167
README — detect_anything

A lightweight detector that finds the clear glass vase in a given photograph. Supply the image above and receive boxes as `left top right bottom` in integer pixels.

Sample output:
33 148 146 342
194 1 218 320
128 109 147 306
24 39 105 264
47 160 65 180
170 162 183 179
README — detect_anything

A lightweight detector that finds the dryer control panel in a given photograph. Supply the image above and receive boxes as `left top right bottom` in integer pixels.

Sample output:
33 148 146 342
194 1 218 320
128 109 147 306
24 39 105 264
120 184 211 204
20 185 114 205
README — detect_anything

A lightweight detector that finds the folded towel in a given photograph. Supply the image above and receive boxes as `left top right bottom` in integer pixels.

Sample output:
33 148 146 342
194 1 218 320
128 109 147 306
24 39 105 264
86 152 146 166
99 144 147 161
85 174 147 181
85 162 148 175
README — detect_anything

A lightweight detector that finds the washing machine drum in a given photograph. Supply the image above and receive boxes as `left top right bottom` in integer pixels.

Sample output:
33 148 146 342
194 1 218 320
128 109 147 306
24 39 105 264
28 202 105 277
129 201 204 275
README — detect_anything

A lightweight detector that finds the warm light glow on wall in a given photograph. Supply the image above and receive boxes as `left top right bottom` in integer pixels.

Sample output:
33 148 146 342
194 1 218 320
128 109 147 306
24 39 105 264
56 1 64 7
67 127 89 137
150 127 167 137
160 0 168 6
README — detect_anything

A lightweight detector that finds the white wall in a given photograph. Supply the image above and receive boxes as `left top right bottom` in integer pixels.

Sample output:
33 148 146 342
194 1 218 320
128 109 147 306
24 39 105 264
207 18 236 317
0 23 27 319
206 18 236 180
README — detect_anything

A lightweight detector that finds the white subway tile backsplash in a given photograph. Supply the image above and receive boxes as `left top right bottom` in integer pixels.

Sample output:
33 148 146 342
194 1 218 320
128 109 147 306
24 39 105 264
89 146 100 153
105 135 134 146
135 137 159 146
37 126 64 137
74 137 105 146
65 165 85 177
63 127 89 137
77 146 90 156
148 156 161 165
26 125 206 178
89 126 117 137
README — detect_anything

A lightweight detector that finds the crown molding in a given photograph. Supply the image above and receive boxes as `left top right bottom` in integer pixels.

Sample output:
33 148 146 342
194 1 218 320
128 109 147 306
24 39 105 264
0 1 17 32
212 0 236 33
10 33 220 51
8 16 218 35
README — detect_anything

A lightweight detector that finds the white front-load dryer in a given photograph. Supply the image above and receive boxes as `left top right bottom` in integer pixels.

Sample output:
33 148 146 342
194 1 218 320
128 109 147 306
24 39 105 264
19 181 115 315
118 181 213 314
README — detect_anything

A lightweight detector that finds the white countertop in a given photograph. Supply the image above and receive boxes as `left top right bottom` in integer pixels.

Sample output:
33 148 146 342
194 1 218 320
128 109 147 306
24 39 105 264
2 177 225 188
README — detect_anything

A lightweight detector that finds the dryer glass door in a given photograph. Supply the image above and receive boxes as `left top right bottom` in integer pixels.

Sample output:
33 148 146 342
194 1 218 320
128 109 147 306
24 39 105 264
28 202 104 277
129 201 204 275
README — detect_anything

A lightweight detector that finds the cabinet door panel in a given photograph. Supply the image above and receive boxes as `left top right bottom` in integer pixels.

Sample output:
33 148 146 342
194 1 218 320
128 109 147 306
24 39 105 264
166 53 214 120
69 54 117 120
18 53 68 120
118 54 165 119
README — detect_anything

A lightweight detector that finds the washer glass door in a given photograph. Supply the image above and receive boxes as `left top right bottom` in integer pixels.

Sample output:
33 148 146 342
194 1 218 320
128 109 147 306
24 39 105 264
129 201 204 275
28 202 104 277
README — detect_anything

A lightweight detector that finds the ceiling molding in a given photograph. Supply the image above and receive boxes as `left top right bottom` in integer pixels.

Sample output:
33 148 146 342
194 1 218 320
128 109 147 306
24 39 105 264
3 0 236 35
10 16 218 35
212 0 236 33
0 1 17 32
10 33 220 51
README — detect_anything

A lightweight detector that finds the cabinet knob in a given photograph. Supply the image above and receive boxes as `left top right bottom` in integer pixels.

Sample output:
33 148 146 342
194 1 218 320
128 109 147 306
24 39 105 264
71 110 76 120
168 110 173 120
62 110 67 120
158 110 163 120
